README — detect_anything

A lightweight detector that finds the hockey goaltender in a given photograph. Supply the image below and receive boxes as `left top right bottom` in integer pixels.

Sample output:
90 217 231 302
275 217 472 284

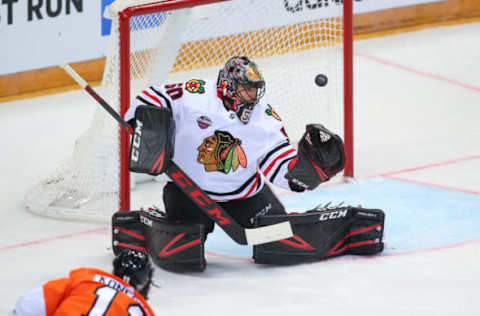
111 56 385 271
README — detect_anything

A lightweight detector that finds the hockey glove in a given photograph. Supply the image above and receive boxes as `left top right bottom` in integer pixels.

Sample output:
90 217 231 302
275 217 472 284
285 124 345 190
129 105 175 175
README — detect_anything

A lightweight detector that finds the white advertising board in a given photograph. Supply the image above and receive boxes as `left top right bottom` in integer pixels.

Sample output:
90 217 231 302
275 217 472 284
0 0 114 76
0 0 446 76
354 0 446 13
187 0 446 41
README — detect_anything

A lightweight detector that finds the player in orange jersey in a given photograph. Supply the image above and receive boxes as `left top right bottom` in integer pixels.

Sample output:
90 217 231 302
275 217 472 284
11 250 155 315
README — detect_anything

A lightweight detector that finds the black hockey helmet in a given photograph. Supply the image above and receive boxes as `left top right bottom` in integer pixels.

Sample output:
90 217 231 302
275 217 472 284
113 250 153 292
217 56 265 123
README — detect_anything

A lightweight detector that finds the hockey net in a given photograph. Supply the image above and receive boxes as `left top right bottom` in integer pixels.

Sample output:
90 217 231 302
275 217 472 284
24 0 353 222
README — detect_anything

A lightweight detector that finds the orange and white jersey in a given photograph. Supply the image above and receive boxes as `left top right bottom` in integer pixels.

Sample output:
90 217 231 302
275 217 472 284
12 268 155 316
125 79 298 201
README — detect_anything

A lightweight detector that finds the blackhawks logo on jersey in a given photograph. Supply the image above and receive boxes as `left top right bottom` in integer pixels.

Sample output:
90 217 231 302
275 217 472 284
266 104 281 121
185 79 205 94
197 130 247 174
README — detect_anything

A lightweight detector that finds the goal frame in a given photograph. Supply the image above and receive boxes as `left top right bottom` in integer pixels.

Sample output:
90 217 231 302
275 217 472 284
116 0 354 212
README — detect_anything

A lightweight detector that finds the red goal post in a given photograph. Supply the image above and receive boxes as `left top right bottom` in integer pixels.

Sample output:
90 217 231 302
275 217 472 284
24 0 353 222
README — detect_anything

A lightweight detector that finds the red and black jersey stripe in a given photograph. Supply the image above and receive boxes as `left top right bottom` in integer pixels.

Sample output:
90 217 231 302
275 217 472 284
260 141 297 183
204 172 264 201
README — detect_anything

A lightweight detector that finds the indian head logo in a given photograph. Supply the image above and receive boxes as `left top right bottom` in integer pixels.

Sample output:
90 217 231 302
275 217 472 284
197 130 247 174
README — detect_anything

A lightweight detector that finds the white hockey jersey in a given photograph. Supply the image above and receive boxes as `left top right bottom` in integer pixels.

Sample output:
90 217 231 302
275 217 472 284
125 79 298 201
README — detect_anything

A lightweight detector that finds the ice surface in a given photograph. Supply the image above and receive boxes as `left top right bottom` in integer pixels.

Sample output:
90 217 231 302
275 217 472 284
1 22 479 316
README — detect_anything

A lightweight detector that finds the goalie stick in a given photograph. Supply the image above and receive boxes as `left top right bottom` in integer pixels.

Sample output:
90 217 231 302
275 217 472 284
60 63 293 245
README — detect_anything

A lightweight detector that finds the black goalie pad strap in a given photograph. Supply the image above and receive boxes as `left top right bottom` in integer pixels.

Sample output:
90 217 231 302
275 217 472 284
253 207 384 265
112 211 147 255
286 124 345 190
129 105 175 175
139 210 206 272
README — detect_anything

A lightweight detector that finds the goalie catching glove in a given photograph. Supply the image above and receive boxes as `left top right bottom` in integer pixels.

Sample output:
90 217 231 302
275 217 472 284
286 124 345 190
129 105 175 175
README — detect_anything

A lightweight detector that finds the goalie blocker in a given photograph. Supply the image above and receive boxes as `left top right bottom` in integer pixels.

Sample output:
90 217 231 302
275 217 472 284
129 105 175 175
253 207 385 264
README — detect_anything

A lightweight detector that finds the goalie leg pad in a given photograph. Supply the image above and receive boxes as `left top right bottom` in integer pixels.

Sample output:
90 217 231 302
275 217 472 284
112 211 147 256
140 210 206 272
253 207 384 265
340 208 385 256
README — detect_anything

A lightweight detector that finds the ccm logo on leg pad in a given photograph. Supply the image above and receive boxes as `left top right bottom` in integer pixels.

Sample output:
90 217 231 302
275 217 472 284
318 209 348 221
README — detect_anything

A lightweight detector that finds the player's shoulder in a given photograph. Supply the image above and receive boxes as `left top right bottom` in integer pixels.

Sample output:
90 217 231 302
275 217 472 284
68 267 96 278
183 78 212 95
256 102 284 126
69 267 107 275
182 78 217 102
181 78 218 108
68 267 116 282
144 79 213 111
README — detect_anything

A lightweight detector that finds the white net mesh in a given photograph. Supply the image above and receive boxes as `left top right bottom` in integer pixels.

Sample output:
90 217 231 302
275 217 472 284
24 104 120 222
24 0 346 222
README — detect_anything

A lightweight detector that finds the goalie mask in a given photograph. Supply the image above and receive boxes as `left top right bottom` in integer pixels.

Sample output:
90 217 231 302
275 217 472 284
113 250 153 294
217 56 265 124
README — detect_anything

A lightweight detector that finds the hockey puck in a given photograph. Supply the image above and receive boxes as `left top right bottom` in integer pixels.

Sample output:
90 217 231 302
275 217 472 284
315 74 328 87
